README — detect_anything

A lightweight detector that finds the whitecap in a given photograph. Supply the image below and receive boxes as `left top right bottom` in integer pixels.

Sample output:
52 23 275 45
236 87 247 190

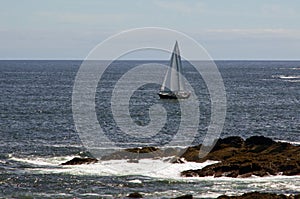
283 79 300 82
128 179 142 184
275 140 300 145
278 75 300 79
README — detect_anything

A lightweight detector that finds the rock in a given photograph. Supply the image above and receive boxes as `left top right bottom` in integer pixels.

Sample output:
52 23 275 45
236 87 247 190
61 157 98 165
163 148 181 157
180 136 245 163
127 159 139 163
101 146 165 160
59 136 300 179
245 136 276 146
245 136 277 153
172 157 186 164
127 192 143 198
180 136 300 178
172 194 193 199
101 146 183 161
125 146 159 153
213 136 245 151
217 192 299 199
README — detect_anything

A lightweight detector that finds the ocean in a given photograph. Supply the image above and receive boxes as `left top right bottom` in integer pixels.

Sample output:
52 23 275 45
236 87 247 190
0 60 299 198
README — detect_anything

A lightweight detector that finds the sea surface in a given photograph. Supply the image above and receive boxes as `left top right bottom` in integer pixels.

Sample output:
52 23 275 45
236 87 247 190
0 60 299 198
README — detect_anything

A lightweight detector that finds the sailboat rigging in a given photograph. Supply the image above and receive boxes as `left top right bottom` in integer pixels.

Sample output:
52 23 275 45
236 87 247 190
158 41 191 99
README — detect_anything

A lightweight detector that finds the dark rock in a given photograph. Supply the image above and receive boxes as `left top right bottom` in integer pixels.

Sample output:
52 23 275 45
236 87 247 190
127 159 139 163
180 136 300 178
163 147 182 157
245 136 275 146
60 136 300 179
180 136 245 163
217 192 299 199
61 157 98 165
125 146 159 153
127 192 143 198
172 157 185 164
101 146 184 161
178 145 202 162
213 136 245 151
245 136 277 153
101 147 165 160
172 194 193 199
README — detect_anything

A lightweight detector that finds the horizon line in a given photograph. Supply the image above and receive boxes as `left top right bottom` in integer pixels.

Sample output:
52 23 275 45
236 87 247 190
1 59 300 61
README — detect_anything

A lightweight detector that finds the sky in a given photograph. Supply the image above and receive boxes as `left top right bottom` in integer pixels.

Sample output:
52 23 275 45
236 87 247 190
0 0 299 60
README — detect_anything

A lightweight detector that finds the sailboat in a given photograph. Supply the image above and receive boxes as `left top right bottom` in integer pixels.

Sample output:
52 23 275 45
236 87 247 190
158 41 191 99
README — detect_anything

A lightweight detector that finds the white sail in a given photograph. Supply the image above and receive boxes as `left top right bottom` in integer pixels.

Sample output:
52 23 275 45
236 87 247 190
160 64 170 91
161 41 182 92
159 41 190 99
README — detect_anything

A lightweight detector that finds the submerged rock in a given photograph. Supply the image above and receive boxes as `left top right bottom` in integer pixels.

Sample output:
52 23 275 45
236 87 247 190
181 136 300 178
172 157 186 164
61 157 98 165
127 192 143 198
172 194 193 199
217 192 299 199
125 146 159 153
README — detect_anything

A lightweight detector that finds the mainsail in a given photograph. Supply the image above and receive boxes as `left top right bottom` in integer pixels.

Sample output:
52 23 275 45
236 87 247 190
159 41 190 99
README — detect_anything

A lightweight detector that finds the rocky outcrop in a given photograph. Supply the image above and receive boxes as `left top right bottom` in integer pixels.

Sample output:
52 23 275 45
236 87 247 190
172 194 193 199
60 136 300 178
100 146 181 160
181 136 300 178
217 192 299 199
61 157 98 165
127 192 143 198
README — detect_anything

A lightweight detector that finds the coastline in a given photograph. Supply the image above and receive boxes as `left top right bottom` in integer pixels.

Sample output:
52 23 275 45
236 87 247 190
63 135 300 179
60 135 300 198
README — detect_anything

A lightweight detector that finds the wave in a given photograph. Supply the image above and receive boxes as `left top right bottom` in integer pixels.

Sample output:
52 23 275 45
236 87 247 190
271 75 300 82
7 155 300 198
283 79 300 82
275 140 300 145
9 155 218 179
280 67 300 70
272 75 300 79
9 155 75 166
7 155 300 180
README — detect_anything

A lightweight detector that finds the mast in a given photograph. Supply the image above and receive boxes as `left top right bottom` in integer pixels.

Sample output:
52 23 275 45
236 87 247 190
174 41 184 91
159 41 190 99
160 41 184 92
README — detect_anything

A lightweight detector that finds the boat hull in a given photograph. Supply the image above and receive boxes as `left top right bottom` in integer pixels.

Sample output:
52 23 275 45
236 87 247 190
158 91 191 99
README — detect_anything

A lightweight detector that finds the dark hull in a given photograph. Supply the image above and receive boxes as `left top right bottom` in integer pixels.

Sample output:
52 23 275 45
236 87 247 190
158 91 190 99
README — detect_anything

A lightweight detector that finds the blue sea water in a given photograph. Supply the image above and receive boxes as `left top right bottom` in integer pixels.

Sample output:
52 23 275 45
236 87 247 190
0 60 299 198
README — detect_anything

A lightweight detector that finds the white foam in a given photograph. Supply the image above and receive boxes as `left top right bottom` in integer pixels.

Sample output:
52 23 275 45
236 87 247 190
280 67 300 70
9 156 76 166
128 179 142 184
9 155 218 179
8 155 300 197
277 75 300 79
275 140 300 145
271 75 300 82
195 192 227 199
284 79 300 82
8 155 300 187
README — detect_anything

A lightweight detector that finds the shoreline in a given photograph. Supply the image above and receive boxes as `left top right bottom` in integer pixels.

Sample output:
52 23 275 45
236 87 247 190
62 135 300 179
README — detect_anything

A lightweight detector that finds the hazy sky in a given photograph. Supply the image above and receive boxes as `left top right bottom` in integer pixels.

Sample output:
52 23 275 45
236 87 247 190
1 0 299 60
